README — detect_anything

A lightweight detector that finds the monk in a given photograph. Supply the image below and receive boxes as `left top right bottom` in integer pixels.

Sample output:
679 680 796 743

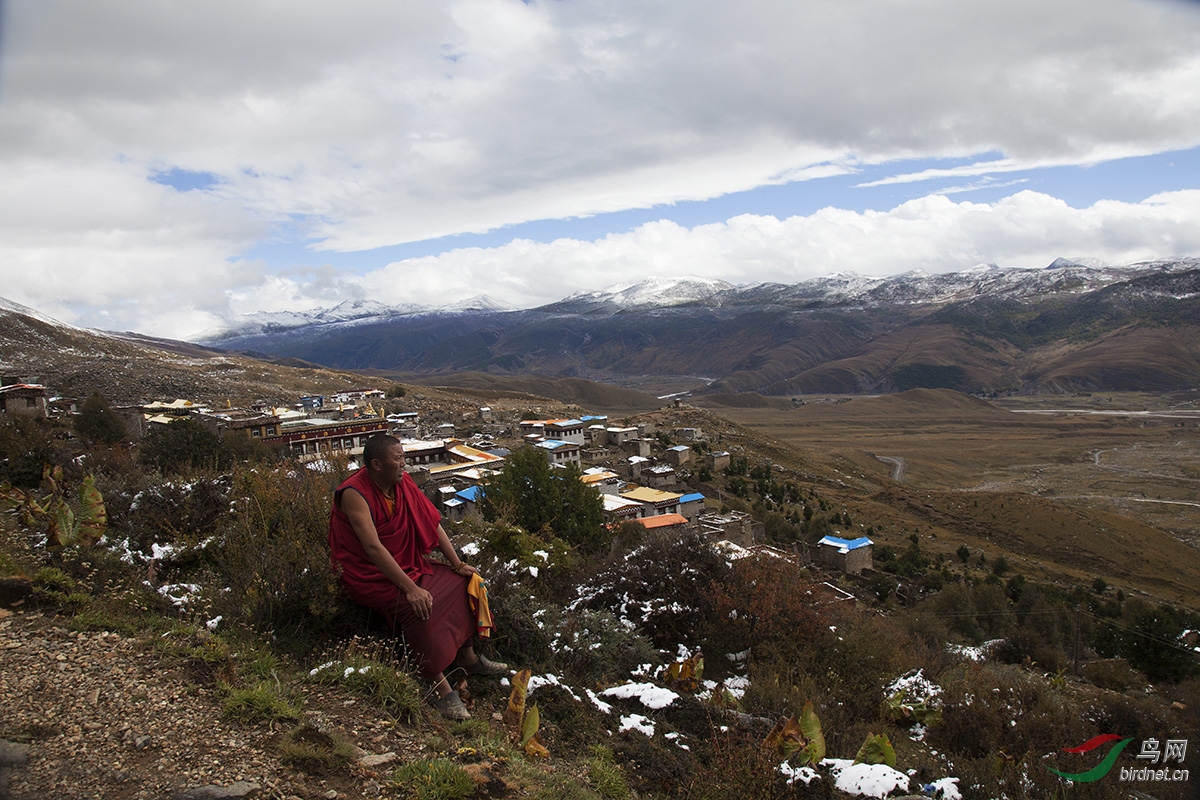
328 433 506 720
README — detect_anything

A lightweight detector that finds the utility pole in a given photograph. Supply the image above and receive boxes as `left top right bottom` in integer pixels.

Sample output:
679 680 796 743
1080 606 1089 676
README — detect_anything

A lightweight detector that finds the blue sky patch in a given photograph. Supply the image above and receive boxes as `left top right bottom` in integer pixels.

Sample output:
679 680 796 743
150 167 221 192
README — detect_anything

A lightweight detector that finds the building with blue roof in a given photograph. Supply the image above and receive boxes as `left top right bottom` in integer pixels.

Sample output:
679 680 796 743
678 492 706 520
816 535 874 574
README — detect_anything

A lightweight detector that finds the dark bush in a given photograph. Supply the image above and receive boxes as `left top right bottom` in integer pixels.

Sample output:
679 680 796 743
140 418 230 474
212 464 355 655
572 530 729 650
1082 658 1147 692
75 392 127 445
0 413 59 489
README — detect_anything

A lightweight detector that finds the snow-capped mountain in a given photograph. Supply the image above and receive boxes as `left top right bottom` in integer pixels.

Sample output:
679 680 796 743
5 256 1200 398
197 258 1199 345
196 295 514 343
545 277 735 313
724 258 1197 309
0 296 78 329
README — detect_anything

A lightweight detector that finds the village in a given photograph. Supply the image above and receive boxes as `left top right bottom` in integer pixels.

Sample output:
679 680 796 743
1 375 874 575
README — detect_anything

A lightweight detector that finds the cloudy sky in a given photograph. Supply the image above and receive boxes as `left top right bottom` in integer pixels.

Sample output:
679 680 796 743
2 0 1199 339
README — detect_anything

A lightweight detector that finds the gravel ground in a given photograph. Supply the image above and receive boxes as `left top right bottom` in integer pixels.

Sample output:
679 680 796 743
0 608 435 800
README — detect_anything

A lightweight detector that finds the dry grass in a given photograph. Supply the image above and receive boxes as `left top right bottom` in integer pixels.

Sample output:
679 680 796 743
706 390 1200 610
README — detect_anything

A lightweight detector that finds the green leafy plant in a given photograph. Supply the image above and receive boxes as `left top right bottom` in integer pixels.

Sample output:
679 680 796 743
503 668 549 758
854 732 896 767
1 467 108 548
763 700 824 766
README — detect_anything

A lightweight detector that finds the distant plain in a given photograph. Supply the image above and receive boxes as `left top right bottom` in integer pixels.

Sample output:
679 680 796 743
698 389 1200 608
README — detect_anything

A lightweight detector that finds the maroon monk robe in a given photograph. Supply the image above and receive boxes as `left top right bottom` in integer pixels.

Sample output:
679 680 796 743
328 468 474 680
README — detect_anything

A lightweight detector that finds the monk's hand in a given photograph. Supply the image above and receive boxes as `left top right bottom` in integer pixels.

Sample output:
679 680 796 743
406 587 434 620
453 563 479 576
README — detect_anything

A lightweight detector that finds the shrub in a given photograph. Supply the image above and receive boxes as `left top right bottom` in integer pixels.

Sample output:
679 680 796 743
110 476 232 562
929 664 1092 797
1082 658 1147 692
709 554 821 663
462 514 578 604
0 413 59 489
139 418 230 474
572 530 729 650
481 447 608 554
484 580 556 671
681 728 794 800
212 463 354 654
75 392 127 445
523 683 612 754
548 608 658 686
1093 598 1200 683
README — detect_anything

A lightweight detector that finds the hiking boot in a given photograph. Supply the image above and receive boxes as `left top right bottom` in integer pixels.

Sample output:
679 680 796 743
459 654 510 677
430 689 471 721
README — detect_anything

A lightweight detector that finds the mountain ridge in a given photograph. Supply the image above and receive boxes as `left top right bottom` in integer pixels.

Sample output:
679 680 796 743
6 257 1200 398
181 258 1200 396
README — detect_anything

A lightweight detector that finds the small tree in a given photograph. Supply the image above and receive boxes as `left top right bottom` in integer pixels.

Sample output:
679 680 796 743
481 447 607 554
75 392 127 445
140 418 229 474
956 545 971 564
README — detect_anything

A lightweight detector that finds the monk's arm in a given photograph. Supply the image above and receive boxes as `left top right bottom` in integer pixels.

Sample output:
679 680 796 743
435 524 478 576
340 489 434 619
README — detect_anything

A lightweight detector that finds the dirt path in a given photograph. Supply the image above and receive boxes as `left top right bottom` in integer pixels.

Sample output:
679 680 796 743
0 608 433 800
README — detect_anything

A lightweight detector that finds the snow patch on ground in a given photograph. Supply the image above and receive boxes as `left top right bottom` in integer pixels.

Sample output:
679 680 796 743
822 758 910 798
925 776 962 799
599 682 679 709
945 639 1004 661
585 689 612 714
779 762 821 786
527 673 581 702
618 713 654 736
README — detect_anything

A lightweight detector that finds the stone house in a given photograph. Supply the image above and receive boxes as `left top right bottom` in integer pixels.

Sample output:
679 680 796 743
816 535 874 575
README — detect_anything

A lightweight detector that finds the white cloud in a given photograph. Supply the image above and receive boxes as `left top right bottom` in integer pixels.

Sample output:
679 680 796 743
0 0 1199 336
226 189 1200 326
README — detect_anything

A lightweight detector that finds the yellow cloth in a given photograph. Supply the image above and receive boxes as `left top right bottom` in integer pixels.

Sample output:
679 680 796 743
466 573 494 638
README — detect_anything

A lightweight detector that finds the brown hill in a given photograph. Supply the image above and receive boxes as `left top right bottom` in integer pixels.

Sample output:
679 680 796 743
713 323 1023 395
1024 324 1200 392
0 308 389 407
375 371 663 412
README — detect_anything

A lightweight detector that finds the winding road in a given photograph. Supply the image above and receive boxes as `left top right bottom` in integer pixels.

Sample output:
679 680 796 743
876 455 907 483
